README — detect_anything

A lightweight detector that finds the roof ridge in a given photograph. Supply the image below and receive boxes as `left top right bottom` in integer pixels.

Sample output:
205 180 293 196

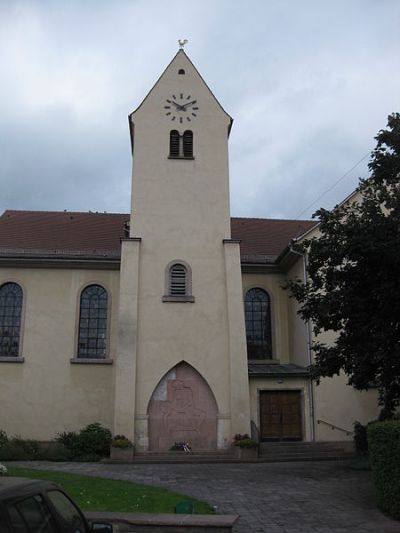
2 210 129 216
231 216 314 223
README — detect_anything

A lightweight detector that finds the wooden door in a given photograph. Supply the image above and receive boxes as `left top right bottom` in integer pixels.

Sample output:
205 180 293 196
260 390 302 441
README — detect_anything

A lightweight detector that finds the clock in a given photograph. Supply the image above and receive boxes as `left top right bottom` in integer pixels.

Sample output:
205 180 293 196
164 93 199 123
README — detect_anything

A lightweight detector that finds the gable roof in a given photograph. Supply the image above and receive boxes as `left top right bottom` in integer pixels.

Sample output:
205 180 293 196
0 210 315 264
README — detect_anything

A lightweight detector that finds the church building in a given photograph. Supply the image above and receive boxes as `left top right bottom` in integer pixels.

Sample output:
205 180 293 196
0 49 379 451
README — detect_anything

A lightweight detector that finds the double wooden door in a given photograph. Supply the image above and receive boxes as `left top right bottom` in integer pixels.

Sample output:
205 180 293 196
260 390 302 441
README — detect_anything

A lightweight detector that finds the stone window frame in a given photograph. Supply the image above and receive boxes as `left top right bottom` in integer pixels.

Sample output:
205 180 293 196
162 260 195 303
71 282 113 364
0 279 26 363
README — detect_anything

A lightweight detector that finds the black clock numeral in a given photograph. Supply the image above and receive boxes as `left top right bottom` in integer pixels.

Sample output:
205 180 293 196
166 99 172 103
166 112 171 116
187 95 191 100
192 113 197 117
180 93 183 99
164 106 171 109
186 117 191 121
171 116 176 121
172 94 176 100
192 107 199 110
179 117 183 123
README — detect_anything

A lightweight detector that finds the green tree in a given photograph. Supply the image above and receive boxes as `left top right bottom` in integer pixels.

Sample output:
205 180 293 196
287 113 400 419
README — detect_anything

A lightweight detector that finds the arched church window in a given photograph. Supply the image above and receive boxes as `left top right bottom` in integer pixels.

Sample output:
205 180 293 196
0 282 23 357
183 130 193 157
162 261 195 303
77 284 108 358
169 130 180 157
245 288 272 359
169 130 194 159
178 68 185 75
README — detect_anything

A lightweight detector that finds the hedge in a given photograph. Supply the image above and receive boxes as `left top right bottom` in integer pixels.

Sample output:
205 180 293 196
368 420 400 520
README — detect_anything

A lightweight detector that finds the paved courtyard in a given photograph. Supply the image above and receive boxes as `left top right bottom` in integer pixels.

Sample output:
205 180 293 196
9 460 400 533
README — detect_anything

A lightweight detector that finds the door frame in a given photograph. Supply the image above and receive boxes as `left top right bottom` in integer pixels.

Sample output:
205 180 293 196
257 387 305 442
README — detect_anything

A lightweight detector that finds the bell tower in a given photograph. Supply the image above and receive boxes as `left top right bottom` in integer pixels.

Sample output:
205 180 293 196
114 47 250 451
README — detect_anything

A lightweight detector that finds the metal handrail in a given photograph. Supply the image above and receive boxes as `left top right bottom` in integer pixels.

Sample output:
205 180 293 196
317 419 353 436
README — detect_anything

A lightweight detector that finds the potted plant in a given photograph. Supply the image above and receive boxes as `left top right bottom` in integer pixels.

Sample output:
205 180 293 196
110 435 134 462
232 433 258 459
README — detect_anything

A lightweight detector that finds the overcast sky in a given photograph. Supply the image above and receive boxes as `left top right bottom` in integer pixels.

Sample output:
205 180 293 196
1 0 399 220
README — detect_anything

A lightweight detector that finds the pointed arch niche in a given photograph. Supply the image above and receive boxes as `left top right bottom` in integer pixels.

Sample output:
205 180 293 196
147 362 218 451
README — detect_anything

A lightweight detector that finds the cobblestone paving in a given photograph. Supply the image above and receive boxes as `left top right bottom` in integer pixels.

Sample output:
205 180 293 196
8 460 400 533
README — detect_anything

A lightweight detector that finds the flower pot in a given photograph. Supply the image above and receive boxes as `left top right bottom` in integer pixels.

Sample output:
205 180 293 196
110 446 134 462
234 446 258 460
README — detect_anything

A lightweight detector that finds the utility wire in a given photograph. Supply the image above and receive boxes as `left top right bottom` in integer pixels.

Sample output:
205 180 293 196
296 152 370 219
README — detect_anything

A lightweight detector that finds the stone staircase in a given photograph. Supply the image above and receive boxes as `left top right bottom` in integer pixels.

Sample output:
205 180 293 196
258 441 355 462
106 441 355 464
131 450 237 464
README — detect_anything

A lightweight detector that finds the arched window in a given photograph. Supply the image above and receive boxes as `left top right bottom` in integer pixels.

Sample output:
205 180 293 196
169 130 194 159
169 130 180 157
77 285 108 358
245 288 272 360
162 261 194 302
170 263 187 295
183 130 193 157
0 282 23 357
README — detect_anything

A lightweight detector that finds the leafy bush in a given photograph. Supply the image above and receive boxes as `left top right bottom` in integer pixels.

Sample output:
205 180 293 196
111 435 133 449
0 437 40 461
56 423 111 460
368 420 400 519
354 421 369 454
0 430 8 448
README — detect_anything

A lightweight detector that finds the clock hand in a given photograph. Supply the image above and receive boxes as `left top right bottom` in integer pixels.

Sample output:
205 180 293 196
168 100 185 110
181 100 197 109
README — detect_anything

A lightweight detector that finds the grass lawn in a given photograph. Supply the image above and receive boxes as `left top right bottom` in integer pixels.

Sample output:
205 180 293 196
7 467 213 514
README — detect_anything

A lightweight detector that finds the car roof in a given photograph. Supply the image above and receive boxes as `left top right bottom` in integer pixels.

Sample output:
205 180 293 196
0 477 59 498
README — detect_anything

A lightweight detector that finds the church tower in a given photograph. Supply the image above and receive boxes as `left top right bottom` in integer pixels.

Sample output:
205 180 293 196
114 48 250 451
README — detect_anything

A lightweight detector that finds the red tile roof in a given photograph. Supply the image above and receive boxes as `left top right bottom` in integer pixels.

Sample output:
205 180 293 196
0 210 315 263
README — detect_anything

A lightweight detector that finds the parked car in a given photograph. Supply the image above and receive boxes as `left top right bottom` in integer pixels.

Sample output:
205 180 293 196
0 477 113 532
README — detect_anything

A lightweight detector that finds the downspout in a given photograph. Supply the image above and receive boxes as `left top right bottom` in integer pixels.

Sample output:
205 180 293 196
289 241 316 442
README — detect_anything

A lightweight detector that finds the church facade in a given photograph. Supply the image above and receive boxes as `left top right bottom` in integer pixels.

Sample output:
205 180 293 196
0 50 379 451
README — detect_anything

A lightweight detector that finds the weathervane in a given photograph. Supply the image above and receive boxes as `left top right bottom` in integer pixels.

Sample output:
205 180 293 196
178 39 188 50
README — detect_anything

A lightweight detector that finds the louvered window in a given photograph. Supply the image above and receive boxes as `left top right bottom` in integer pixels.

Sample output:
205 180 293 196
163 261 194 302
170 264 187 295
169 130 180 157
183 130 193 157
77 284 108 358
169 130 194 159
0 282 23 357
245 288 272 360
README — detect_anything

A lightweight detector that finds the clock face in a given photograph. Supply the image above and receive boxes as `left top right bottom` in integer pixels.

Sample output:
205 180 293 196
164 93 199 123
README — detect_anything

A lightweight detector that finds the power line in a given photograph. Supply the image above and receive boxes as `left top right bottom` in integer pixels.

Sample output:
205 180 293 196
296 152 371 219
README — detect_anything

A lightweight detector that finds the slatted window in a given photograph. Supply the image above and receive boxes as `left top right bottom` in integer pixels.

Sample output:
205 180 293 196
245 288 272 359
78 284 108 359
169 130 180 157
169 130 194 158
170 264 187 295
0 282 23 356
183 130 193 157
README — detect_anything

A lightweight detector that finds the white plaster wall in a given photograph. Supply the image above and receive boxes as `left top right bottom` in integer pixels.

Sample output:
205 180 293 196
0 267 119 439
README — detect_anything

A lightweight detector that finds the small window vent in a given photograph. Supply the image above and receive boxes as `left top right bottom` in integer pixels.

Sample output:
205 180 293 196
178 69 185 75
170 264 187 295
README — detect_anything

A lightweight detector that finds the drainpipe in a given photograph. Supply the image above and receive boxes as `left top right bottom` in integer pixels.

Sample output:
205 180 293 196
289 241 316 442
